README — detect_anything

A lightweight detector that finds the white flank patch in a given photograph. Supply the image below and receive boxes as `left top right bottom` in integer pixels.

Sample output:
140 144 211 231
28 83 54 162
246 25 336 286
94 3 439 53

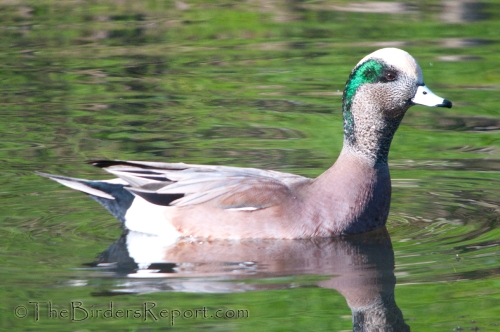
124 195 182 238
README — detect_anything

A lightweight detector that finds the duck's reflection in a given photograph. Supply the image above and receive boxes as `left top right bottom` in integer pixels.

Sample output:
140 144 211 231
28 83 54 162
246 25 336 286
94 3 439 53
92 227 409 331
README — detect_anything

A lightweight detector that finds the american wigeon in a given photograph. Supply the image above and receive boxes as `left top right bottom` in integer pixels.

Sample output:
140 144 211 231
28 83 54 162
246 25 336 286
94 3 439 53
39 48 452 239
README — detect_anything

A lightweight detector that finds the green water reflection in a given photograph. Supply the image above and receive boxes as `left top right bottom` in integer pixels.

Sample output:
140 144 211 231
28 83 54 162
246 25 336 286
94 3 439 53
2 1 500 331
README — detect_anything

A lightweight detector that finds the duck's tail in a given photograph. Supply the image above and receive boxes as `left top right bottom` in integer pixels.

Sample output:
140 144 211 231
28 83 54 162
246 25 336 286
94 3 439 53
36 172 134 224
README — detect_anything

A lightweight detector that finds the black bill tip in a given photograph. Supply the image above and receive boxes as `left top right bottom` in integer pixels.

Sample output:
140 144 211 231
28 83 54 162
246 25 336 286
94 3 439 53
438 99 452 108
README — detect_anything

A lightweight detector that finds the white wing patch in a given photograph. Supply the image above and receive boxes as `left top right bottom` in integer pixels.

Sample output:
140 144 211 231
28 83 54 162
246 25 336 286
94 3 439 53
225 207 260 211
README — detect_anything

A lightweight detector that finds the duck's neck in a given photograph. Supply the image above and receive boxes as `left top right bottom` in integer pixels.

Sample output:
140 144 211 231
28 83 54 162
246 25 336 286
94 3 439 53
343 100 407 165
308 148 392 235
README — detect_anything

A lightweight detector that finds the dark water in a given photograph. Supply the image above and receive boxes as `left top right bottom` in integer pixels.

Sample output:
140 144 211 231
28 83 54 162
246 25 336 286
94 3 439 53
2 1 500 331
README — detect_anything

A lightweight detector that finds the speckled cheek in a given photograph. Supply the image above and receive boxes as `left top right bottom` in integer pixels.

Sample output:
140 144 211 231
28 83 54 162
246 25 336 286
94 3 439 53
351 84 389 115
375 80 416 118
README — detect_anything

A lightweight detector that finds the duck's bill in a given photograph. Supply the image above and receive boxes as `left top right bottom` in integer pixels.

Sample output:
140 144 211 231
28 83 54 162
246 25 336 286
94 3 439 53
411 85 452 108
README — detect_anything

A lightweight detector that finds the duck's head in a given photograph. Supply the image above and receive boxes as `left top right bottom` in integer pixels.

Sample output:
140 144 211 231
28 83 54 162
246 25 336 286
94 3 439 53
342 48 452 164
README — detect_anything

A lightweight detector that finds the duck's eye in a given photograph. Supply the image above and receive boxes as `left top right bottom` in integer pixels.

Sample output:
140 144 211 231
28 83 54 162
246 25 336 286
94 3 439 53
384 71 397 81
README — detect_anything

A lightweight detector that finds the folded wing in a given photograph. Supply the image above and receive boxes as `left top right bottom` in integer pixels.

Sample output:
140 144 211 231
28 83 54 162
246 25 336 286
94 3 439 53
92 160 309 211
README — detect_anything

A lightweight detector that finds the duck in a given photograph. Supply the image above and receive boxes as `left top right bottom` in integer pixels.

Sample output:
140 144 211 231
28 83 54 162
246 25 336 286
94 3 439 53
38 48 452 239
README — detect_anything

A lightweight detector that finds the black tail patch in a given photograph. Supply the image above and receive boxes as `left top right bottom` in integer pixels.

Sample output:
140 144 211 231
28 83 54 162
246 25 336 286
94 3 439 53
86 181 135 224
37 172 134 224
